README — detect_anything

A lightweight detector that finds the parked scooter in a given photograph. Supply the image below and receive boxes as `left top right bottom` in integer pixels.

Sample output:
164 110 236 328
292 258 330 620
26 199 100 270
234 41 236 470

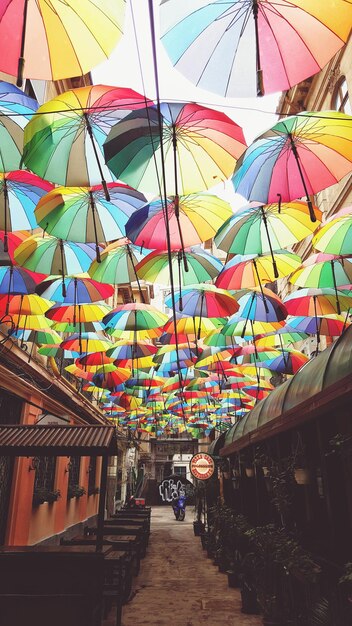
172 493 186 521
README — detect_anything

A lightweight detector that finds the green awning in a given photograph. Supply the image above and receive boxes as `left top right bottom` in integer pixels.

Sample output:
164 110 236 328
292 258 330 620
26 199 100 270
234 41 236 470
221 325 352 455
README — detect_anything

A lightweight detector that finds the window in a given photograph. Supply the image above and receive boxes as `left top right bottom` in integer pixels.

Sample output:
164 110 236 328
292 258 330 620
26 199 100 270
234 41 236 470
34 457 56 493
68 456 81 487
174 466 187 478
332 77 351 114
88 456 97 495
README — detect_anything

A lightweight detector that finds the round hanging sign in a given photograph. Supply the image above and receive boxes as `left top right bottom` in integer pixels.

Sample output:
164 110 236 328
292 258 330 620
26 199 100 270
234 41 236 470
190 453 215 480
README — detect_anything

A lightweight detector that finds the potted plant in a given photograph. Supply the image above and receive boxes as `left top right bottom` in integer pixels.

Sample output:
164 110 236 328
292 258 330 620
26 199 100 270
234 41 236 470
292 432 311 485
33 487 61 506
88 486 100 496
67 484 86 499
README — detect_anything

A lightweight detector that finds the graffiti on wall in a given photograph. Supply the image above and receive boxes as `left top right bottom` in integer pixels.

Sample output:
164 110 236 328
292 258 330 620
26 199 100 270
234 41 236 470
159 478 185 502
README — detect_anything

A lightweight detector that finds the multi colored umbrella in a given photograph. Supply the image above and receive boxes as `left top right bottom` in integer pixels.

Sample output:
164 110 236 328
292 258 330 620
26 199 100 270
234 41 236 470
136 247 223 287
221 317 285 338
35 183 147 261
35 275 114 304
23 85 153 195
104 102 246 196
106 342 158 360
284 287 352 317
312 212 352 256
290 254 352 290
165 284 239 318
258 350 309 375
92 367 131 390
125 194 232 252
0 171 53 249
160 0 351 97
102 303 168 332
60 332 113 354
233 111 352 222
286 315 350 339
0 265 42 296
214 201 321 277
45 303 111 324
235 288 288 324
163 316 225 340
0 1 126 85
88 239 146 301
0 81 38 172
14 236 98 296
216 251 301 290
0 293 51 316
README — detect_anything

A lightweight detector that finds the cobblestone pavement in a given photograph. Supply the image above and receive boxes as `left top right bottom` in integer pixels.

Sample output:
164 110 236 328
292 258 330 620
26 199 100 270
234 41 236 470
120 506 262 626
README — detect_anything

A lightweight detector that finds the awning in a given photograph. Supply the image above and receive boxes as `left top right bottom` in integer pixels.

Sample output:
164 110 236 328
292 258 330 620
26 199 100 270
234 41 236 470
0 424 119 456
208 430 228 456
221 325 352 456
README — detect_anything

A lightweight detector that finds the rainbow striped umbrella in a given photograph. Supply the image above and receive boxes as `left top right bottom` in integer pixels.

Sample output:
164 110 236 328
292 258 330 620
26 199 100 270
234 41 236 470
103 303 168 332
35 275 114 304
104 102 246 196
165 283 239 318
160 1 351 97
45 303 111 324
216 251 301 290
0 81 38 171
35 183 147 260
313 211 352 256
23 85 153 194
233 112 352 223
0 1 126 85
284 288 352 317
125 193 232 251
136 247 223 286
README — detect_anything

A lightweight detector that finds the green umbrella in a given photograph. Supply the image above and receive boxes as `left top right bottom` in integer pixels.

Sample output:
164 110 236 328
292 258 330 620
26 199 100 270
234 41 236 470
290 253 352 293
88 238 146 301
136 247 223 287
102 303 168 332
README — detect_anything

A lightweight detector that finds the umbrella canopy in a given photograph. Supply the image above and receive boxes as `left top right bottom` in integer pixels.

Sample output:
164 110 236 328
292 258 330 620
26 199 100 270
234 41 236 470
45 302 111 324
136 247 223 286
35 183 147 260
125 193 232 251
60 333 113 354
76 352 115 368
0 293 51 316
214 201 321 277
221 317 285 337
88 239 145 286
0 0 126 85
312 213 352 255
216 251 301 290
160 0 351 97
5 313 53 331
12 328 62 345
106 342 158 360
259 350 309 375
163 316 225 339
286 315 350 337
23 85 153 193
289 253 352 292
255 330 309 349
0 265 43 296
0 170 53 238
233 111 352 222
283 288 352 317
104 102 246 195
0 81 38 172
35 275 114 304
165 284 239 317
235 288 288 323
92 367 131 390
14 236 98 295
102 303 168 332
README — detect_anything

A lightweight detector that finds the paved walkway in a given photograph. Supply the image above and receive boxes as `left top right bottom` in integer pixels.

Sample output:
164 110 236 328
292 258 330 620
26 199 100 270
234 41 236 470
121 506 262 626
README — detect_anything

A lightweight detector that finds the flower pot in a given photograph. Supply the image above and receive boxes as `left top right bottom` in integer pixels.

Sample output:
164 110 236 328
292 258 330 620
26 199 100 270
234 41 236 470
207 546 214 559
200 533 208 549
227 570 240 588
218 561 227 574
245 468 255 478
262 619 282 626
193 520 205 536
294 468 311 485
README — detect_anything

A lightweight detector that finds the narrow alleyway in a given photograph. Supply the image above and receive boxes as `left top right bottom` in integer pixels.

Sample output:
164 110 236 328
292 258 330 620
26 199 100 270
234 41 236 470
121 507 262 626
